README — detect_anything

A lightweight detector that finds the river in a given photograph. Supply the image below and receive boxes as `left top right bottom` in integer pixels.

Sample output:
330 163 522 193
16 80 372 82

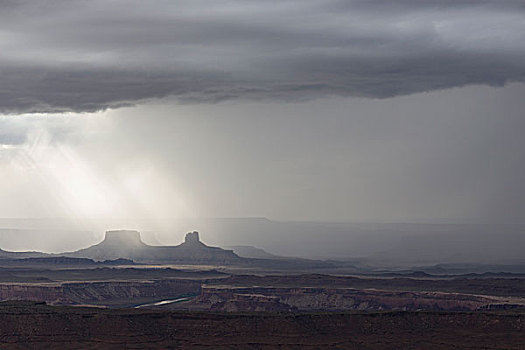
134 297 192 308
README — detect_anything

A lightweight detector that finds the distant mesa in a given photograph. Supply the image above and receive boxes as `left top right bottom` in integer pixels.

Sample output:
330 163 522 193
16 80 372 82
66 230 240 264
0 229 332 269
103 230 145 248
183 231 205 247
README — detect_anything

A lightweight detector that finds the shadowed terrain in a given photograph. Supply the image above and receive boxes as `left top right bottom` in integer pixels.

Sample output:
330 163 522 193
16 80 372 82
0 301 523 349
0 230 522 348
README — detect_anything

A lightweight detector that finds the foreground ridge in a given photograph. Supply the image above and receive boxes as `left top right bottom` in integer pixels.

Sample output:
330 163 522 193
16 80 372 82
0 301 523 349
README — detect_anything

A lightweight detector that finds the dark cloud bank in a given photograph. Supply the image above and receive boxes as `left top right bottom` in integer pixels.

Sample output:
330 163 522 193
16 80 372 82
0 0 524 113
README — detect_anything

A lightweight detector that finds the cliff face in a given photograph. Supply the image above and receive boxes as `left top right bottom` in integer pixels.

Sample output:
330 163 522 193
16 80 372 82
0 284 68 304
68 230 240 264
193 285 525 312
183 231 204 247
0 280 201 306
1 278 523 312
102 230 145 248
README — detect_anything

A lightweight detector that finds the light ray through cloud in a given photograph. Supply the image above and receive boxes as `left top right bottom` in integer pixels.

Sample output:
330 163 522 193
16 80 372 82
0 112 195 231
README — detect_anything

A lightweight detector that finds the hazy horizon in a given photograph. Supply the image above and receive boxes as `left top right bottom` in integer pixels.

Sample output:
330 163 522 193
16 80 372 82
0 217 523 267
1 1 524 265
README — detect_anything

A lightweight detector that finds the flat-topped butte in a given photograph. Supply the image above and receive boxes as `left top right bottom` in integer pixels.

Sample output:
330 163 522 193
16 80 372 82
67 230 240 264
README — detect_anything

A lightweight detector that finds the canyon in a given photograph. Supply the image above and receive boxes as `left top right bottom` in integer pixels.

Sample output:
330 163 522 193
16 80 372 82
0 268 523 312
0 229 523 348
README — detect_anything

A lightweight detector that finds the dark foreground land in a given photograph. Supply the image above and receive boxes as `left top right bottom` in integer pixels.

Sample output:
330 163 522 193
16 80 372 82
0 301 523 349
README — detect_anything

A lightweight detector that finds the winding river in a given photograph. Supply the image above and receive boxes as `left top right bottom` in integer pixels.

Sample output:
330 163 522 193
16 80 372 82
134 297 192 308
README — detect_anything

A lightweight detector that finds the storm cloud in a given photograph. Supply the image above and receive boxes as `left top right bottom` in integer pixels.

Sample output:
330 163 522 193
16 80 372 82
0 0 524 113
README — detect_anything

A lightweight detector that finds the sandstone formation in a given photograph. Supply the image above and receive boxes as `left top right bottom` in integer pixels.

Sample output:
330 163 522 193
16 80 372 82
0 280 202 306
68 230 240 264
0 230 337 270
192 285 525 312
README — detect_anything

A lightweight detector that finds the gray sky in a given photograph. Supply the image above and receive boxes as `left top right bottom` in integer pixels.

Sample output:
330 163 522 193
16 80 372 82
0 0 524 224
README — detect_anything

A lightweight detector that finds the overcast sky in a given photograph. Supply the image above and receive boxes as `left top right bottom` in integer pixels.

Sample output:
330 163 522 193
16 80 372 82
0 0 524 224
